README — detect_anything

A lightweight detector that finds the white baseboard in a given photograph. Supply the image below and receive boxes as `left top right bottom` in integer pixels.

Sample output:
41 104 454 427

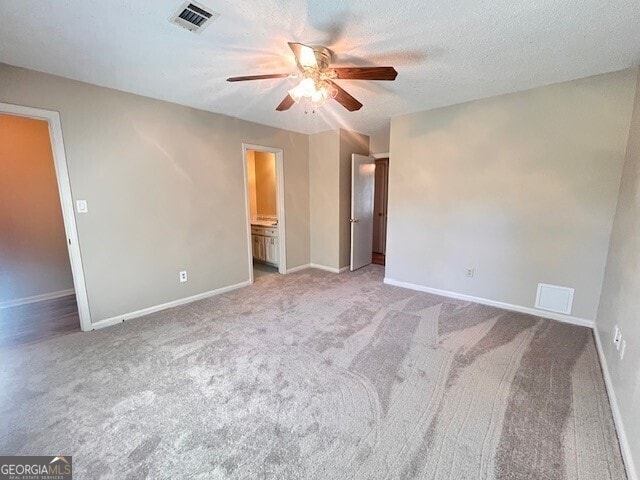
91 280 251 330
285 263 311 273
309 263 349 274
0 288 75 309
383 278 594 328
594 329 638 480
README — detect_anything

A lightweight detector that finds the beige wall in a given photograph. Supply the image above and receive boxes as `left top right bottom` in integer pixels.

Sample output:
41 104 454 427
0 114 74 303
0 63 310 323
309 129 369 269
309 130 340 269
370 128 390 154
254 151 277 216
596 69 640 478
339 130 370 268
387 69 637 321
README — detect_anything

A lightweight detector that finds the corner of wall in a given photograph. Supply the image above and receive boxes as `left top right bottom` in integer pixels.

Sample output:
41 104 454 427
369 124 390 155
309 130 341 269
593 65 640 480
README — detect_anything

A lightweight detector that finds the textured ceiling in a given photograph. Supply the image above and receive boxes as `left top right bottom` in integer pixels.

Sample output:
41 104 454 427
1 0 639 137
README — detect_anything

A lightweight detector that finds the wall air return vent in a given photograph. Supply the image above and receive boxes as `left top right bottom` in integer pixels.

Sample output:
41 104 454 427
535 283 575 315
170 1 219 33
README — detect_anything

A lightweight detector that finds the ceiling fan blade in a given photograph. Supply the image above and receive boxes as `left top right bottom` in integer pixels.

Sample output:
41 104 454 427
332 67 398 81
276 94 295 111
227 73 291 82
328 81 363 111
288 42 318 69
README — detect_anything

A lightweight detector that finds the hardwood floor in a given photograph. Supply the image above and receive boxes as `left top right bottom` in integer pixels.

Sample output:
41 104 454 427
372 252 386 265
0 294 80 347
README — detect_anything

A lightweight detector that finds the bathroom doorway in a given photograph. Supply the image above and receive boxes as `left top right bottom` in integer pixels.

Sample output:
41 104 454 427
242 144 286 282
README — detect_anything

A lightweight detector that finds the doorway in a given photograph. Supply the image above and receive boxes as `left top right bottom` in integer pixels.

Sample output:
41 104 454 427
242 144 286 282
0 104 91 343
372 158 389 265
350 154 389 271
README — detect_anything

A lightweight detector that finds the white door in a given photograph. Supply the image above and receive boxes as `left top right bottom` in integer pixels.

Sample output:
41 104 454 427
265 237 279 265
252 235 259 260
252 235 265 261
350 154 376 271
272 237 279 264
259 236 267 261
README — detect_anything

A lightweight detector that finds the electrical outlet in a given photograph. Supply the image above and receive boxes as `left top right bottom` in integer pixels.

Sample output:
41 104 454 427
179 271 188 283
465 267 474 278
76 199 88 213
614 326 622 350
619 339 626 360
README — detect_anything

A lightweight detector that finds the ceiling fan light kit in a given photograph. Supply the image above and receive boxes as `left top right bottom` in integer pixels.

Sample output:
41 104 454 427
288 77 338 107
226 42 398 112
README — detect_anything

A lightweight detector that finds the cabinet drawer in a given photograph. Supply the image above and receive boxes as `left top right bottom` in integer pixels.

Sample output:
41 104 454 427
251 226 264 235
263 227 278 237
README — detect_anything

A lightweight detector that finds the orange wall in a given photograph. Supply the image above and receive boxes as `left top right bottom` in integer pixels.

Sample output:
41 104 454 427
246 150 257 219
0 114 73 303
254 151 276 216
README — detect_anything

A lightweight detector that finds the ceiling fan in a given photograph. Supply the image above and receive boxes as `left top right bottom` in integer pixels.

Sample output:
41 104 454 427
227 42 398 112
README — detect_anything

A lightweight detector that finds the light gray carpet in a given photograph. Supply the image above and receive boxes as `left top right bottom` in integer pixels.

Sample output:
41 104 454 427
0 266 626 479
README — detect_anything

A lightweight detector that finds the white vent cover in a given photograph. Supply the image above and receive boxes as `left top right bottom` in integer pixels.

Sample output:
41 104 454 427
169 1 219 33
535 283 574 315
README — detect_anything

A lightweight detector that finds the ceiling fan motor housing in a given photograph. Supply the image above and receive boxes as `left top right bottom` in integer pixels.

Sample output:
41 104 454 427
310 46 333 70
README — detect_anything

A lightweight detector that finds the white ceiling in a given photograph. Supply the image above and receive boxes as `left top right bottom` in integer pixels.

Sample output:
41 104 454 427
1 0 639 137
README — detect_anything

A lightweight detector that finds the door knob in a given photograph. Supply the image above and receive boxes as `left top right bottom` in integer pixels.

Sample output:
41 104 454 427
350 218 359 223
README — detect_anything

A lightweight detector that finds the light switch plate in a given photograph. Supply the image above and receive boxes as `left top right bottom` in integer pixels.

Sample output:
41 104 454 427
76 200 88 213
614 326 622 350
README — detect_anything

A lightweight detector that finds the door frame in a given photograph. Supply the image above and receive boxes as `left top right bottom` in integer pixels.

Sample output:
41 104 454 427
0 102 92 331
373 157 389 255
241 143 287 283
350 153 376 271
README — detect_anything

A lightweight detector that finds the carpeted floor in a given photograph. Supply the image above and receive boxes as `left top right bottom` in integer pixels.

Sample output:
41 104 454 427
0 266 626 479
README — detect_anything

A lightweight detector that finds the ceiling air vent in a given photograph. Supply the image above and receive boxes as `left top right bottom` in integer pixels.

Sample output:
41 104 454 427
169 1 219 33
